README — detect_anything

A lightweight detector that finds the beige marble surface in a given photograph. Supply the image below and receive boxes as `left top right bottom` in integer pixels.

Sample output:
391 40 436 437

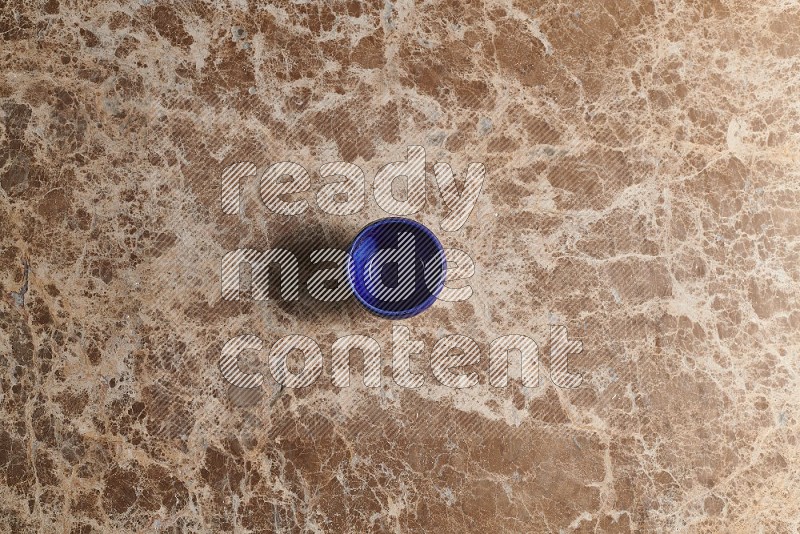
1 0 799 532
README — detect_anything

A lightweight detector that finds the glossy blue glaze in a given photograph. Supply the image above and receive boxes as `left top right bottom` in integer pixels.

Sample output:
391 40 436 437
347 218 446 319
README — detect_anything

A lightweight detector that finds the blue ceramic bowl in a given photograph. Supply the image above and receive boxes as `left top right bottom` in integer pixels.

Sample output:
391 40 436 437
347 218 446 319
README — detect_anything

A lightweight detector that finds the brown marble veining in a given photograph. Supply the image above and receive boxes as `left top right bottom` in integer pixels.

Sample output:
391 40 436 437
1 1 799 532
